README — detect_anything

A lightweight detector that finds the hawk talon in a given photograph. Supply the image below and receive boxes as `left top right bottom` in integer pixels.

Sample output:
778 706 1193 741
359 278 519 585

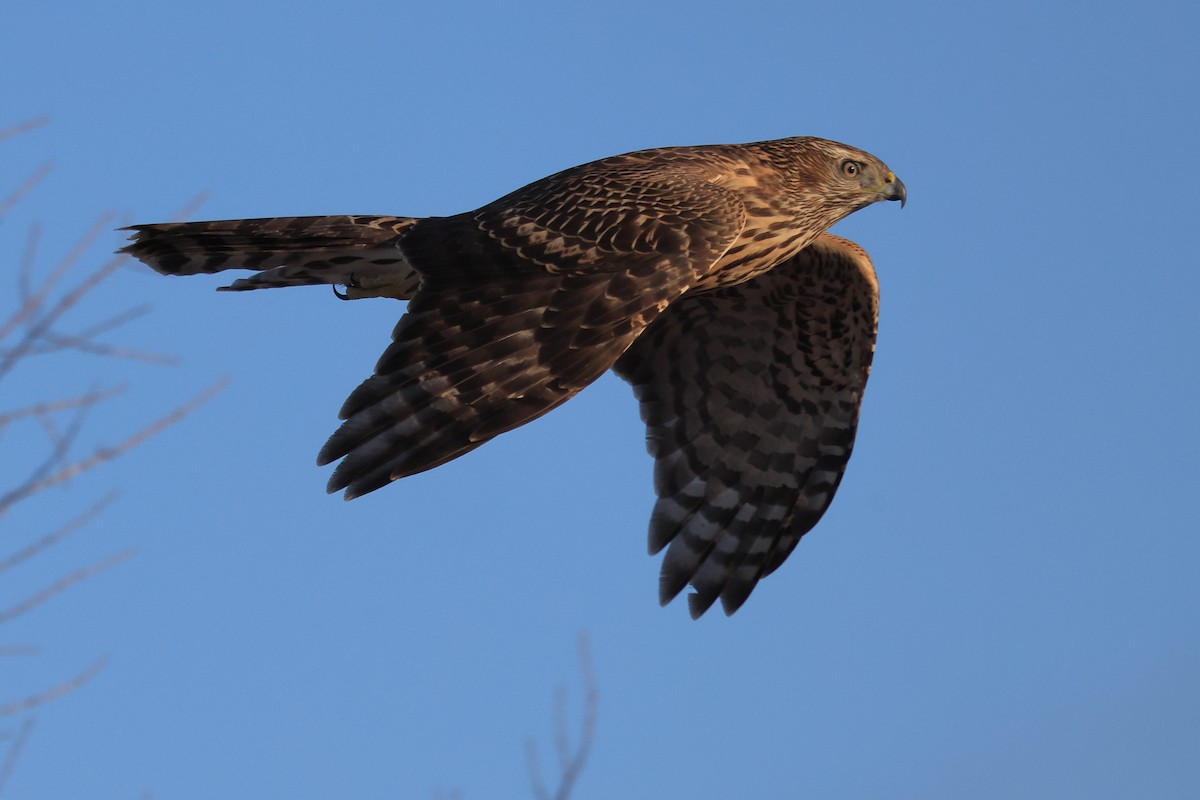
332 272 362 301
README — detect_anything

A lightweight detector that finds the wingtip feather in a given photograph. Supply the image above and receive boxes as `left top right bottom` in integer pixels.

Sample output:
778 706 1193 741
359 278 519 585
687 588 722 619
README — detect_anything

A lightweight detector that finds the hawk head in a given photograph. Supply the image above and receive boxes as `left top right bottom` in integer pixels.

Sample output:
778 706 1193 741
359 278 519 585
768 136 906 217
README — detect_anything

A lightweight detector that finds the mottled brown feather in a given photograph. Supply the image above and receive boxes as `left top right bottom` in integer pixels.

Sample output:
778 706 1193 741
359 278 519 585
613 234 879 617
319 171 747 496
121 136 903 617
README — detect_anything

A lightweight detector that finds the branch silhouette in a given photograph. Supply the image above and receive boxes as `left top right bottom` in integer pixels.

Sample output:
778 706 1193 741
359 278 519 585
0 117 216 794
525 633 599 800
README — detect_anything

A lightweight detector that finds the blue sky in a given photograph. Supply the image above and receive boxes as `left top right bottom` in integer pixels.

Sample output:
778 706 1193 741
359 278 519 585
3 1 1199 797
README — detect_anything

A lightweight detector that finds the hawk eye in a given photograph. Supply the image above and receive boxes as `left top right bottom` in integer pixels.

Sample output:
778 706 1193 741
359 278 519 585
841 160 860 177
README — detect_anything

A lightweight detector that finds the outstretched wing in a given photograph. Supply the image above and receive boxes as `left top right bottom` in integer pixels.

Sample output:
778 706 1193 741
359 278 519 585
613 234 879 618
122 215 421 298
320 164 747 498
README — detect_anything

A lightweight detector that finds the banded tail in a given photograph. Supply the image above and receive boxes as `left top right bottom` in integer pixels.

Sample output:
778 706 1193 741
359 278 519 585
121 214 422 299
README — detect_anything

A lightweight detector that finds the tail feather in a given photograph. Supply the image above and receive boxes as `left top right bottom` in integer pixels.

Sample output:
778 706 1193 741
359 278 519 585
121 215 422 299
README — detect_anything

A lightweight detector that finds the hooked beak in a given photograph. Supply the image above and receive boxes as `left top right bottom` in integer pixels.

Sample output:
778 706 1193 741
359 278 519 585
881 171 906 208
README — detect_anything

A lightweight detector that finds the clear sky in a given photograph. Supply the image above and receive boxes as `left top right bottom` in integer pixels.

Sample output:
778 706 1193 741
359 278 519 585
3 1 1199 797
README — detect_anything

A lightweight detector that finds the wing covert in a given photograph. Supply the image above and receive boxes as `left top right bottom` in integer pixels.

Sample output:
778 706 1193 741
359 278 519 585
320 168 747 498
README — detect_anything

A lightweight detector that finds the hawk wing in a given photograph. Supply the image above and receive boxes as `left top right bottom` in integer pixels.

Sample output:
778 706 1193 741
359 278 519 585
319 164 747 498
613 234 879 618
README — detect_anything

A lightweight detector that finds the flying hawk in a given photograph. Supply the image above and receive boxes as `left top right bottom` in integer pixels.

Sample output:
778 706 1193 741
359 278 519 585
123 136 905 617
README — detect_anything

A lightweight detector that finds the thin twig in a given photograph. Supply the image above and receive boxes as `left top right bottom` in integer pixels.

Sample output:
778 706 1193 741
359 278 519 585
527 743 550 800
0 717 35 796
0 657 106 716
0 387 126 429
0 377 229 512
0 116 49 143
17 223 39 304
51 302 151 344
553 686 570 776
14 301 175 364
169 190 211 224
0 492 117 576
1 400 91 518
525 632 599 800
0 400 90 520
0 646 38 658
0 249 123 385
0 211 114 356
0 162 51 221
35 409 70 455
20 332 178 365
0 548 135 625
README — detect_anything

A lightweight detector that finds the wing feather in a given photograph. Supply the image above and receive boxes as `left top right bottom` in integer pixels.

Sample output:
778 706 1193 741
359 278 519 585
320 168 747 498
613 234 879 617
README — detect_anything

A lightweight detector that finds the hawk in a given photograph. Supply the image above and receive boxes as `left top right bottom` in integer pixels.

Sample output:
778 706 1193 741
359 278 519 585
123 136 905 617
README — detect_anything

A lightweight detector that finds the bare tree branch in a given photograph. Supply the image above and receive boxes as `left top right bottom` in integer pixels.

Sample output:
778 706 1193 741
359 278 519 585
0 548 135 626
0 230 122 383
0 388 127 430
0 212 115 365
18 330 177 365
526 632 598 800
0 117 48 144
0 400 93 522
27 302 177 365
527 746 549 800
165 190 211 226
0 162 51 222
0 493 117 576
0 404 90 525
17 223 39 305
0 718 34 796
0 118 218 795
0 377 229 514
0 657 107 717
553 687 569 777
0 647 38 658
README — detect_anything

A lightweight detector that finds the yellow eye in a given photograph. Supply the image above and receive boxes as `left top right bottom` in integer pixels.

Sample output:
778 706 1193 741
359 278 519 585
841 160 860 177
